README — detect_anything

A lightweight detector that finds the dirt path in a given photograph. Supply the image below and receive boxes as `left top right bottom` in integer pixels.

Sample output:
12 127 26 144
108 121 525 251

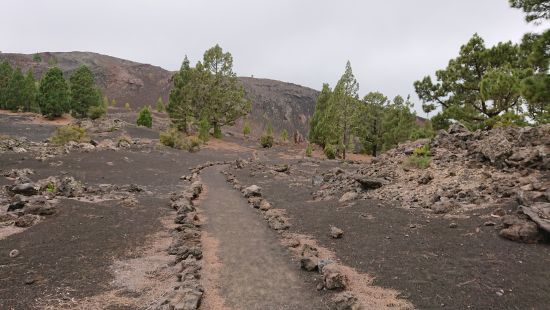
199 166 328 310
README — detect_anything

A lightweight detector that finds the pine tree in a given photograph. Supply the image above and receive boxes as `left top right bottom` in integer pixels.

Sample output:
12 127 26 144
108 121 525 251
201 44 251 134
168 56 197 132
325 61 361 159
23 69 37 112
156 97 165 112
136 106 153 128
5 67 26 111
0 61 14 109
38 67 70 119
309 83 332 145
360 92 388 157
69 65 101 118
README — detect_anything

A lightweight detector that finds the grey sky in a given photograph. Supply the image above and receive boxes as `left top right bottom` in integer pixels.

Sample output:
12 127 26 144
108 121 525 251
1 0 547 113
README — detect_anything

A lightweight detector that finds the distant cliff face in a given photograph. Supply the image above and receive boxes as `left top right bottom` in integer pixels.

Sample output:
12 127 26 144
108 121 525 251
0 51 319 137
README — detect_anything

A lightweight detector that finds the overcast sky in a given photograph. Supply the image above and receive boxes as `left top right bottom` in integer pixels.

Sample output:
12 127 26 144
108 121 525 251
1 0 547 113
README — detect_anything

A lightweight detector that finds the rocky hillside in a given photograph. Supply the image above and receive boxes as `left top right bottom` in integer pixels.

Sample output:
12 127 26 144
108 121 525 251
0 51 318 137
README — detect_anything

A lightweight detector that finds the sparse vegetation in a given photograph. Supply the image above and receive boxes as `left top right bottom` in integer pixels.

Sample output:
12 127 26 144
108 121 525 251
136 106 153 128
87 105 106 119
243 121 251 137
305 144 313 157
324 144 336 159
156 97 165 113
280 129 288 142
159 128 201 152
50 125 88 145
33 54 42 62
260 123 274 148
124 102 130 110
407 145 431 169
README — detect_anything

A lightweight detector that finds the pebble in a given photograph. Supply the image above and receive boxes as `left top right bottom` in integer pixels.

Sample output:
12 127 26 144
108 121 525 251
9 249 20 258
449 222 458 228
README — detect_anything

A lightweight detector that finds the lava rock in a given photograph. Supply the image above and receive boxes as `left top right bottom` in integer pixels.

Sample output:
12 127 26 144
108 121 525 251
330 226 344 239
243 185 262 198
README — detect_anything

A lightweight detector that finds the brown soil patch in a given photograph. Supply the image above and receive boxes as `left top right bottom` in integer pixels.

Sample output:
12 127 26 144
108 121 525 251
0 110 73 125
202 138 254 154
35 216 177 310
200 231 231 310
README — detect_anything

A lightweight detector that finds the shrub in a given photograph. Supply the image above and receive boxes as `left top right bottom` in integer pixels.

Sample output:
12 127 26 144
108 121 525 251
243 121 251 137
213 126 222 139
50 125 88 145
260 134 274 148
136 106 153 128
305 144 313 157
124 102 130 110
407 145 431 169
280 129 289 142
87 105 106 120
324 144 336 159
159 128 201 152
33 54 42 62
159 129 178 148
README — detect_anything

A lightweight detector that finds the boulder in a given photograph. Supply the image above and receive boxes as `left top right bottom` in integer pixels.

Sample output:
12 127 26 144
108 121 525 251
248 197 263 208
330 226 344 239
521 203 550 233
499 215 541 243
418 172 434 185
15 214 38 227
332 292 361 310
479 131 513 165
243 185 262 198
353 176 383 190
9 183 38 196
322 264 348 290
300 256 319 271
259 199 272 211
339 191 358 203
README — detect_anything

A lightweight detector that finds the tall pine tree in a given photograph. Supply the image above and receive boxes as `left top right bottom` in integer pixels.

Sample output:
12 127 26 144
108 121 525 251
69 65 101 118
38 67 70 119
0 61 13 109
5 67 26 111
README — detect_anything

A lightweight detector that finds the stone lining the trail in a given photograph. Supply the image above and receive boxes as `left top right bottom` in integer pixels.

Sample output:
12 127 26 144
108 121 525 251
154 178 204 310
221 161 412 310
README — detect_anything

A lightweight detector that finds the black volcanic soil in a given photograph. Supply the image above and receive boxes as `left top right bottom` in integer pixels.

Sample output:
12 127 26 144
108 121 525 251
231 162 550 310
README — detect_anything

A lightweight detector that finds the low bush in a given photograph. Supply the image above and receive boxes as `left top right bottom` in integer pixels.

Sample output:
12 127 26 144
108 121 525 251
50 125 88 145
305 144 313 157
136 106 153 128
260 134 274 148
324 144 336 159
87 105 106 120
280 129 289 142
243 121 251 137
407 145 431 169
159 128 201 152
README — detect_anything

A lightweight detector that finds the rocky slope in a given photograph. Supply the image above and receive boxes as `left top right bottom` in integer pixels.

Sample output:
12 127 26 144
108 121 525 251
0 51 318 137
317 123 550 243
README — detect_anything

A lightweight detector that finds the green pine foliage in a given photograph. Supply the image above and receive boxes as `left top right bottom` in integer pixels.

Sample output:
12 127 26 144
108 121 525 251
260 123 274 148
407 145 431 169
509 0 550 23
136 106 153 128
69 65 101 118
414 32 549 128
323 144 336 159
168 45 251 135
38 67 70 119
0 61 14 109
33 54 42 62
198 115 210 142
5 67 26 111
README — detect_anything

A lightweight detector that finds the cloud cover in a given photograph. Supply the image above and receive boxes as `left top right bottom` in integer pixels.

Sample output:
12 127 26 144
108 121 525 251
1 0 547 112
